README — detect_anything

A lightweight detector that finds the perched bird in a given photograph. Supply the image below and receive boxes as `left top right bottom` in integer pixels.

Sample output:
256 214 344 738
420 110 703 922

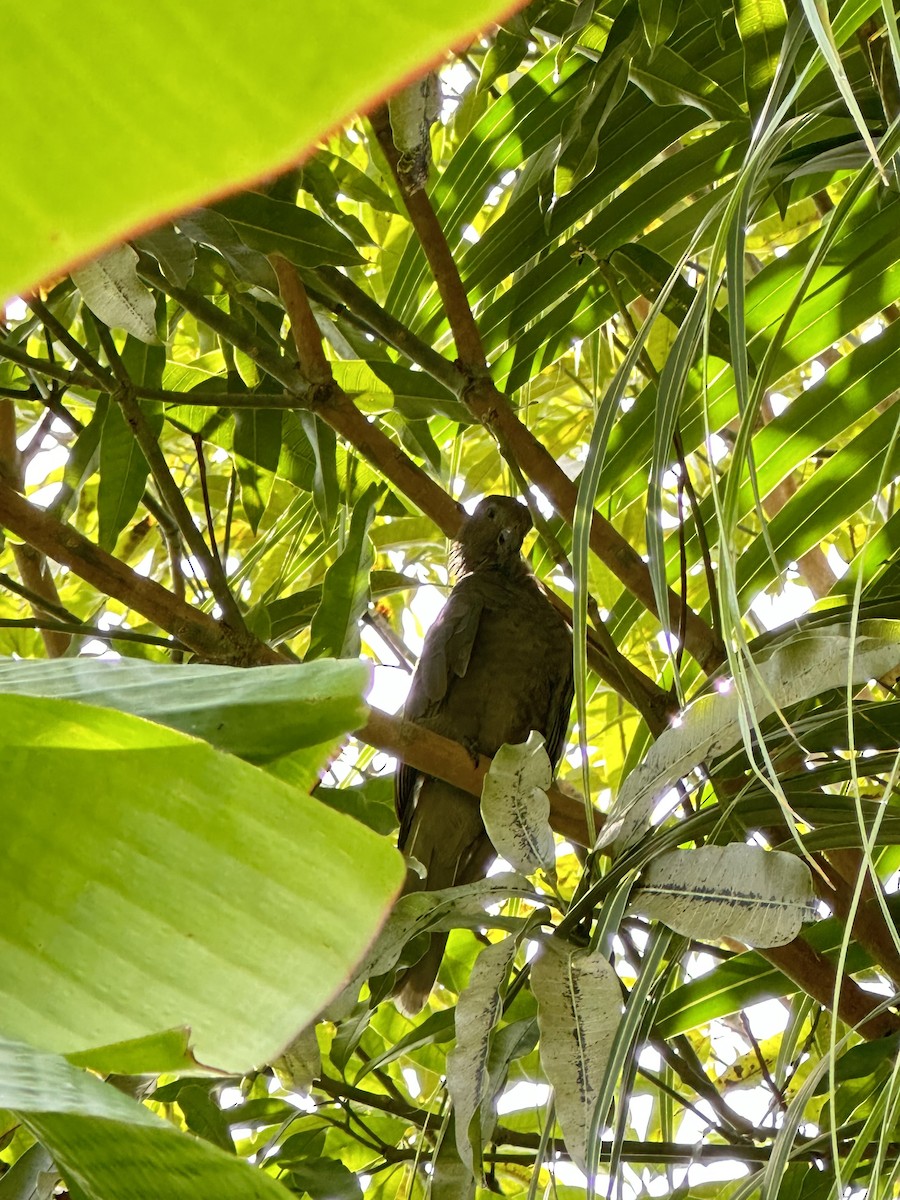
394 495 574 1013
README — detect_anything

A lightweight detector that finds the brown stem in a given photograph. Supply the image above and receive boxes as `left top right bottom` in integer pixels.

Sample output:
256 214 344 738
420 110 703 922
0 479 282 666
0 616 184 650
0 338 101 391
93 321 247 634
271 255 333 383
357 707 600 848
370 105 487 372
311 266 463 392
761 936 900 1040
0 399 71 656
825 847 900 989
27 298 115 391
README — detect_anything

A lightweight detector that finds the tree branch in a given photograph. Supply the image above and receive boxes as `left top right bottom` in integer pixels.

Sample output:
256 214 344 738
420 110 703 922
0 479 282 666
140 258 678 722
761 935 900 1040
357 707 599 848
370 105 487 372
311 266 463 392
92 321 247 634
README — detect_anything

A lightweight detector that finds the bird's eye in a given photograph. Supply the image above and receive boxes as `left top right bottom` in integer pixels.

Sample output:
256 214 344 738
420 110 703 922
497 530 508 545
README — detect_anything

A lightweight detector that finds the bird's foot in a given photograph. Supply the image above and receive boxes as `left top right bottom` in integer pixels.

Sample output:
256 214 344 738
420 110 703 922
462 737 481 768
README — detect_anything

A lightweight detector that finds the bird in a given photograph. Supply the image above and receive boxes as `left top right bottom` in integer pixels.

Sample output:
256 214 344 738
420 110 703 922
394 495 574 1014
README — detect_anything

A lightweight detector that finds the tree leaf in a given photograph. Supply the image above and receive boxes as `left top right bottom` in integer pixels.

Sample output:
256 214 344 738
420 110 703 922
599 621 900 849
631 844 816 947
639 0 682 50
629 44 746 121
0 692 402 1071
0 656 369 763
342 873 540 998
446 937 517 1178
306 487 377 660
532 940 622 1173
71 245 158 345
134 225 196 289
3 0 521 300
299 412 339 534
481 731 556 878
735 0 787 116
215 193 362 269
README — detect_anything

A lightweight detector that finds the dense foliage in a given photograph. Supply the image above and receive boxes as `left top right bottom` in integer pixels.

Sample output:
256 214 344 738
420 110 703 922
2 1 900 1197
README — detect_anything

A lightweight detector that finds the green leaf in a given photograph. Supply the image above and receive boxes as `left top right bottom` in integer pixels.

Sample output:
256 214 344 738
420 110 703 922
629 44 747 121
134 225 197 289
610 243 739 366
288 1159 362 1200
67 1028 198 1076
0 691 402 1072
233 408 282 533
3 0 523 300
97 336 165 549
0 656 369 763
299 412 339 534
735 0 787 115
265 570 415 643
654 898 900 1039
639 0 682 50
214 193 362 269
306 488 378 660
71 246 159 345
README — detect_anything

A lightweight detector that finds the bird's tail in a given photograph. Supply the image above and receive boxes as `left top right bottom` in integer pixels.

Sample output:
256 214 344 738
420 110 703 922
393 932 448 1016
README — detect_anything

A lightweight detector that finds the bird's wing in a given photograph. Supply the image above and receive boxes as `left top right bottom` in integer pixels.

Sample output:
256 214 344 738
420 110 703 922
395 578 485 838
545 658 575 776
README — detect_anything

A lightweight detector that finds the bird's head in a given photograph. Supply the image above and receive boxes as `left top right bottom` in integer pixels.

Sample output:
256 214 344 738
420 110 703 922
454 495 533 575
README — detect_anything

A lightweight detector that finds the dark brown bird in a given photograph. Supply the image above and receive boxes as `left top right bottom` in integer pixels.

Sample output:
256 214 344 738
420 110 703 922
394 495 574 1014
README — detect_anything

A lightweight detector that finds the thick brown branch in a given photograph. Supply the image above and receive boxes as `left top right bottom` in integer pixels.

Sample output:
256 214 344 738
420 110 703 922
0 479 282 666
357 707 600 848
316 389 465 537
272 255 333 383
370 105 487 372
825 847 900 988
762 936 900 1040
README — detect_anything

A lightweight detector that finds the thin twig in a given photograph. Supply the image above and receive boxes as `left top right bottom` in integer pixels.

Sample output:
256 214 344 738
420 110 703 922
94 321 247 633
192 433 223 573
0 478 282 666
27 297 115 391
0 617 185 650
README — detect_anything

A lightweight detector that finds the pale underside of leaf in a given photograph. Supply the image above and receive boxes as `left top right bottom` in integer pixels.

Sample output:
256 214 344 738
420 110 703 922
446 937 517 1177
481 731 556 876
599 621 900 850
631 844 816 947
71 245 158 345
532 941 622 1172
